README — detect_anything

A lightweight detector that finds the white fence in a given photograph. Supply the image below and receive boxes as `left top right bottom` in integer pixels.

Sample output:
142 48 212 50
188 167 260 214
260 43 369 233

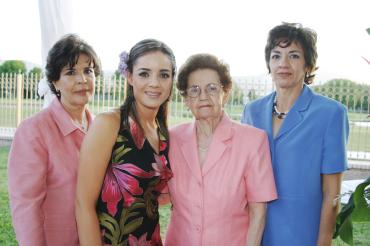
1 73 370 161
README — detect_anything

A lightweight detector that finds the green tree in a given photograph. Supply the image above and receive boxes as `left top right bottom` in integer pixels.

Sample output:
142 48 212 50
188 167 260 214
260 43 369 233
312 78 370 112
28 67 42 77
247 89 258 102
0 60 26 74
230 83 245 105
114 70 121 79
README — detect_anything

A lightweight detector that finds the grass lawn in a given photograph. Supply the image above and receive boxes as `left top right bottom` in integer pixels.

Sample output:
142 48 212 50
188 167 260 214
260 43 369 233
1 145 369 245
0 146 17 245
348 124 370 152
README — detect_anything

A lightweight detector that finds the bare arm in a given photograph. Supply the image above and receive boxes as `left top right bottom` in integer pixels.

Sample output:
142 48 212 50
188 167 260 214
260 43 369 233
317 173 342 246
75 112 120 246
246 202 267 246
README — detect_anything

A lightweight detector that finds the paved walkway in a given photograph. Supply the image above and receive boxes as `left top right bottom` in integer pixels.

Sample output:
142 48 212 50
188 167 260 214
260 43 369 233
343 168 370 180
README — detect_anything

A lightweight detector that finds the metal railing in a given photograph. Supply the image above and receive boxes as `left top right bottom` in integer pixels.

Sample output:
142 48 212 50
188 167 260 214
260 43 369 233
1 73 369 161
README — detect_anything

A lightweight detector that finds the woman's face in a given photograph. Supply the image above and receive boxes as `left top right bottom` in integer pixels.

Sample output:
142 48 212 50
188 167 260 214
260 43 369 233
185 69 228 120
53 54 95 110
127 51 173 112
269 41 308 90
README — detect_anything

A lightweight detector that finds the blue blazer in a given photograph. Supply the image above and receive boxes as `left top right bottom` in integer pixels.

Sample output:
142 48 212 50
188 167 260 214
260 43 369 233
241 85 349 246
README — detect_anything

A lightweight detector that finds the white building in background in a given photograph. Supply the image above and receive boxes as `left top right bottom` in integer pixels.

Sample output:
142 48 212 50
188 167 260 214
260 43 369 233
233 75 274 104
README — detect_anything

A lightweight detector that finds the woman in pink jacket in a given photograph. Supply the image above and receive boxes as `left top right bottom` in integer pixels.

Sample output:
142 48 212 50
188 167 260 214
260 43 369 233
165 54 277 246
7 34 101 246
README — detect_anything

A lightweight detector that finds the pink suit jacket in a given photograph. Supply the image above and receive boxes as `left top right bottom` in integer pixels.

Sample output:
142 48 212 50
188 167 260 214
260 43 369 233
165 113 277 246
8 98 92 246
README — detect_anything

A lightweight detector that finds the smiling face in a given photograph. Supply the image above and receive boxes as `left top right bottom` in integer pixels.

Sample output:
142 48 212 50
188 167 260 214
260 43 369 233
126 51 173 112
53 53 95 110
269 41 308 91
185 68 228 120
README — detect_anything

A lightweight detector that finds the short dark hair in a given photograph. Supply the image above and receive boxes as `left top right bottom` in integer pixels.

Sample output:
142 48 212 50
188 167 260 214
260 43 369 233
45 34 101 98
120 38 176 140
265 23 318 84
177 53 233 96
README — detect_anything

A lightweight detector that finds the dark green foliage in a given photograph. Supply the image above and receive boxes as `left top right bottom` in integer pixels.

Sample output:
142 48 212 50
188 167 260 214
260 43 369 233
0 60 26 74
28 67 42 77
312 79 370 111
334 177 370 246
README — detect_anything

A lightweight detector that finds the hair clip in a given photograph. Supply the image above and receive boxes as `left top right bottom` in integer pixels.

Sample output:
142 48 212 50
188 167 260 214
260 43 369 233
118 51 129 77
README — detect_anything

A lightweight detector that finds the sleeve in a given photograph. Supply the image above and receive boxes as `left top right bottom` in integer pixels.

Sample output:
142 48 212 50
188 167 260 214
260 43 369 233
321 105 349 174
7 120 48 246
245 131 277 202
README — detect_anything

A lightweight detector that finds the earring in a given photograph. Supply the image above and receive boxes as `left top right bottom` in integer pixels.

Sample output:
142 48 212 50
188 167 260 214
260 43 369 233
56 89 61 98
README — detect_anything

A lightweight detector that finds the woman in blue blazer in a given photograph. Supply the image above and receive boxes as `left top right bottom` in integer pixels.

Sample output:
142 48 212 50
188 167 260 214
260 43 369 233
242 23 349 246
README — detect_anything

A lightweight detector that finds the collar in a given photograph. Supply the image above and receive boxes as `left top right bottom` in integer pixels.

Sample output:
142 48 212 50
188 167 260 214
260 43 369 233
50 98 93 136
210 112 234 142
180 112 234 143
288 84 313 113
273 85 314 140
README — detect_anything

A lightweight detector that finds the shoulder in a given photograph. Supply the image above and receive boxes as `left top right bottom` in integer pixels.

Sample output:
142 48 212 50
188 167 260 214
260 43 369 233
231 120 267 139
311 92 347 115
16 107 52 134
91 110 121 132
86 110 121 142
82 110 121 150
11 109 54 153
244 93 273 112
169 122 193 140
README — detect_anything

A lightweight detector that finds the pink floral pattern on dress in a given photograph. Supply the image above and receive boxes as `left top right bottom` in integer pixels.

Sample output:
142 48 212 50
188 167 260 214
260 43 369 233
150 224 162 246
128 233 151 246
152 154 173 193
102 163 154 215
98 117 171 246
130 119 145 149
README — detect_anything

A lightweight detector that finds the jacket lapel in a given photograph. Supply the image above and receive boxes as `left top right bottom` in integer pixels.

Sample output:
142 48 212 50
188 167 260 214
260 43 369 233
180 122 203 182
202 114 233 176
275 85 313 140
253 93 274 144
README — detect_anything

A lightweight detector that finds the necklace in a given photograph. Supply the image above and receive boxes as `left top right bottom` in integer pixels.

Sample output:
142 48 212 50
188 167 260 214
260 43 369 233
73 114 88 132
198 145 209 152
272 95 288 119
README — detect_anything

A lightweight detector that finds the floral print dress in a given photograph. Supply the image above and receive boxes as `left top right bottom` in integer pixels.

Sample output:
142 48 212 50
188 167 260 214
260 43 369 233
97 119 172 246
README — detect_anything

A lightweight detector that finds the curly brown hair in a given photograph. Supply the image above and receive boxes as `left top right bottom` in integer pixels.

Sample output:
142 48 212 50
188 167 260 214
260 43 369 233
45 34 101 98
265 23 318 84
177 53 233 96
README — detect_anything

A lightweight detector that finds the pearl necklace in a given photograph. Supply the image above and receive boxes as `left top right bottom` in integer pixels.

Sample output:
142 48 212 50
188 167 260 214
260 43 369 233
272 95 289 119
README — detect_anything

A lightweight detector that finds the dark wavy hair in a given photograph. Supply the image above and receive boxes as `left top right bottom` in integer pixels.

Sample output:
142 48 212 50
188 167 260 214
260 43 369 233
45 34 101 98
120 39 176 140
177 53 233 96
265 22 318 84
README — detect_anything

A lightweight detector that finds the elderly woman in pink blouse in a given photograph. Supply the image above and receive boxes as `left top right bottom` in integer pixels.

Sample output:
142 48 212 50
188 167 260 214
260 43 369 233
7 34 101 246
165 54 277 246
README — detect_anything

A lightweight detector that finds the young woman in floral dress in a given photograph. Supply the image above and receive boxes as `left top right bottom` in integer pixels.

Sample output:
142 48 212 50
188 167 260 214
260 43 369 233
76 39 176 246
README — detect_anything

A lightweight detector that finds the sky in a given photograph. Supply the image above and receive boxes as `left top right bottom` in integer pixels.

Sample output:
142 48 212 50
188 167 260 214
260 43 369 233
0 0 369 83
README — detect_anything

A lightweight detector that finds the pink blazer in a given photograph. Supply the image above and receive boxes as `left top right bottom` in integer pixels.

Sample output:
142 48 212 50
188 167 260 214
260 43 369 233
8 99 92 246
165 113 277 246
